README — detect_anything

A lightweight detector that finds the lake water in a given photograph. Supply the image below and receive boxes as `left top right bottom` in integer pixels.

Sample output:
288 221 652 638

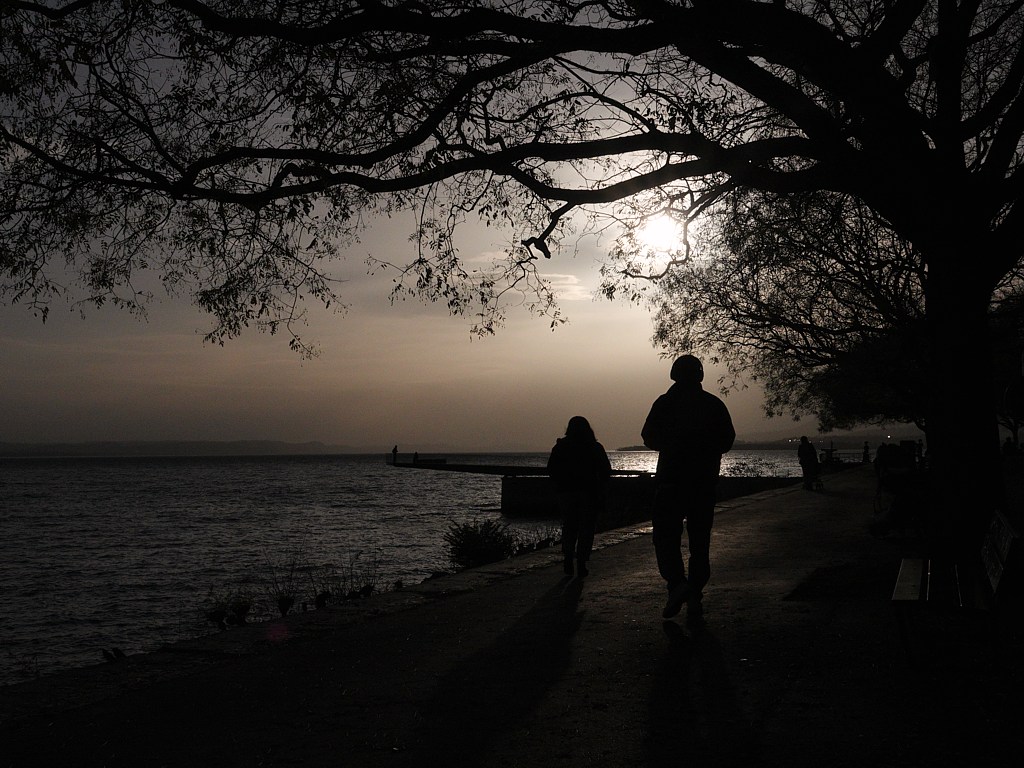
0 450 800 685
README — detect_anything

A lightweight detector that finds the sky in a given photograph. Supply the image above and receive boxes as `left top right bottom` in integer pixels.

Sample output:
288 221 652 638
0 211 890 453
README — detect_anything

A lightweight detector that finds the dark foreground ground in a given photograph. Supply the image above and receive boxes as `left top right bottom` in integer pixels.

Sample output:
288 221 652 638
2 464 1023 767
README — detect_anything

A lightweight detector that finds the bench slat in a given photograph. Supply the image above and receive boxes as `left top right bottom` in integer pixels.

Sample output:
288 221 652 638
893 558 926 602
892 511 1019 663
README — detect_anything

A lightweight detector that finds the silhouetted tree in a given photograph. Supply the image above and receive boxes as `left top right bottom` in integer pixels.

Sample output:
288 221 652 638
611 186 1024 454
4 1 1024 549
605 190 936 428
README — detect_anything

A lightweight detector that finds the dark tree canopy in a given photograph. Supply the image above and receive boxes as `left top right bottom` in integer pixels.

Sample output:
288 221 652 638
604 188 1024 431
6 2 1023 337
4 1 1024 540
604 189 933 428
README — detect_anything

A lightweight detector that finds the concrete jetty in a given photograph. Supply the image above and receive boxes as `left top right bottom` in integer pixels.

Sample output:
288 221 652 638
388 455 799 519
2 465 1022 766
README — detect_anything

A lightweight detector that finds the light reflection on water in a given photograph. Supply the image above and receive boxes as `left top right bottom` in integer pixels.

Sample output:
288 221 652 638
0 450 799 684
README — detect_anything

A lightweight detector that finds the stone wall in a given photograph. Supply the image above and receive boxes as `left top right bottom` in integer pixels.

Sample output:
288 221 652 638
502 475 800 531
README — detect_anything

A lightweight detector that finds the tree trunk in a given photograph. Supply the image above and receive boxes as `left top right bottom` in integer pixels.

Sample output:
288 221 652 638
922 255 1003 563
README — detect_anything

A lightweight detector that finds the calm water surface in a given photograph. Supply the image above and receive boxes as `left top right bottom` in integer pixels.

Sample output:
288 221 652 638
0 450 799 685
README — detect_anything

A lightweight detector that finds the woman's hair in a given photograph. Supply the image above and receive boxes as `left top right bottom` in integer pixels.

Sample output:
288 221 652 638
565 415 596 442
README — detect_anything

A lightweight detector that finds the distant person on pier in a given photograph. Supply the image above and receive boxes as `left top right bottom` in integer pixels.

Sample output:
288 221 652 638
798 436 820 490
547 416 612 578
642 354 735 623
391 445 398 464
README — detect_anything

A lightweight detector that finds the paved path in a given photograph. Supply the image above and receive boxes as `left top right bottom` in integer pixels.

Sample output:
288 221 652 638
3 466 1022 767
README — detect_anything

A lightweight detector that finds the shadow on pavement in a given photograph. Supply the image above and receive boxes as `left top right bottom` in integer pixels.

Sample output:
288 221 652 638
405 577 585 762
645 621 757 766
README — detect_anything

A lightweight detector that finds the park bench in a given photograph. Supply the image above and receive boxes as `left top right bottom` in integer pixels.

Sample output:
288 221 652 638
892 509 1020 662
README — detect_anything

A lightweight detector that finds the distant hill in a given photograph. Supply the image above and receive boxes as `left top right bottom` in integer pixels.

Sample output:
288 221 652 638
0 440 364 458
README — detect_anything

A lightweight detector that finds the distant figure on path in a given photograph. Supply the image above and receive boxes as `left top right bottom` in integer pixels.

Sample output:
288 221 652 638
862 441 871 463
547 416 612 578
798 436 820 490
642 355 735 622
391 445 398 464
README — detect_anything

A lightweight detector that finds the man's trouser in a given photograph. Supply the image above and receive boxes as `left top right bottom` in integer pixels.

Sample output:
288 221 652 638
651 481 716 594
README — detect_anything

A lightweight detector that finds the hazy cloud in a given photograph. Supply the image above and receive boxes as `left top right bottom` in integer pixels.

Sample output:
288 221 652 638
544 272 593 301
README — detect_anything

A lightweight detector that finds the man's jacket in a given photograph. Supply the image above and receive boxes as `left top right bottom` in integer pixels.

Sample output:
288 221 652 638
642 382 736 484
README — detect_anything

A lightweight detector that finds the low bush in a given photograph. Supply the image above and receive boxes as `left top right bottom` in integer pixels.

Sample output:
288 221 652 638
443 519 521 569
201 587 253 628
306 549 383 606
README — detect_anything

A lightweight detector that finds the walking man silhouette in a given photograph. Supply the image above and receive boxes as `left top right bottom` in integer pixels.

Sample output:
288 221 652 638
642 355 735 622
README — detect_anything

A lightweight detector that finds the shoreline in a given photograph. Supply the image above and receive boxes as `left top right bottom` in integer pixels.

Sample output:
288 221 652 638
0 473 807 698
8 466 1019 766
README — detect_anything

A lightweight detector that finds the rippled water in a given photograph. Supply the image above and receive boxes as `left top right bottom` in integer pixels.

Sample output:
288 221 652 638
0 450 799 684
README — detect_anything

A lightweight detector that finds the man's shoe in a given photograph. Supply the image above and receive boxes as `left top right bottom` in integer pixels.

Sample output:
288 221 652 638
662 581 691 619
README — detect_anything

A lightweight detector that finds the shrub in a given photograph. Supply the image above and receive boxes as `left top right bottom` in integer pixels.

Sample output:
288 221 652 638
444 519 520 570
201 587 253 628
306 549 383 606
264 553 301 616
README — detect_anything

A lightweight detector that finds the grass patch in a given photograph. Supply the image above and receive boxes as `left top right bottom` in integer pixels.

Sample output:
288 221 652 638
199 548 386 630
444 519 560 570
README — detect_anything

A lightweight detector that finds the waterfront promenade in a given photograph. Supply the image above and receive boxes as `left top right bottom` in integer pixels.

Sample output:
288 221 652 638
2 465 1022 767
